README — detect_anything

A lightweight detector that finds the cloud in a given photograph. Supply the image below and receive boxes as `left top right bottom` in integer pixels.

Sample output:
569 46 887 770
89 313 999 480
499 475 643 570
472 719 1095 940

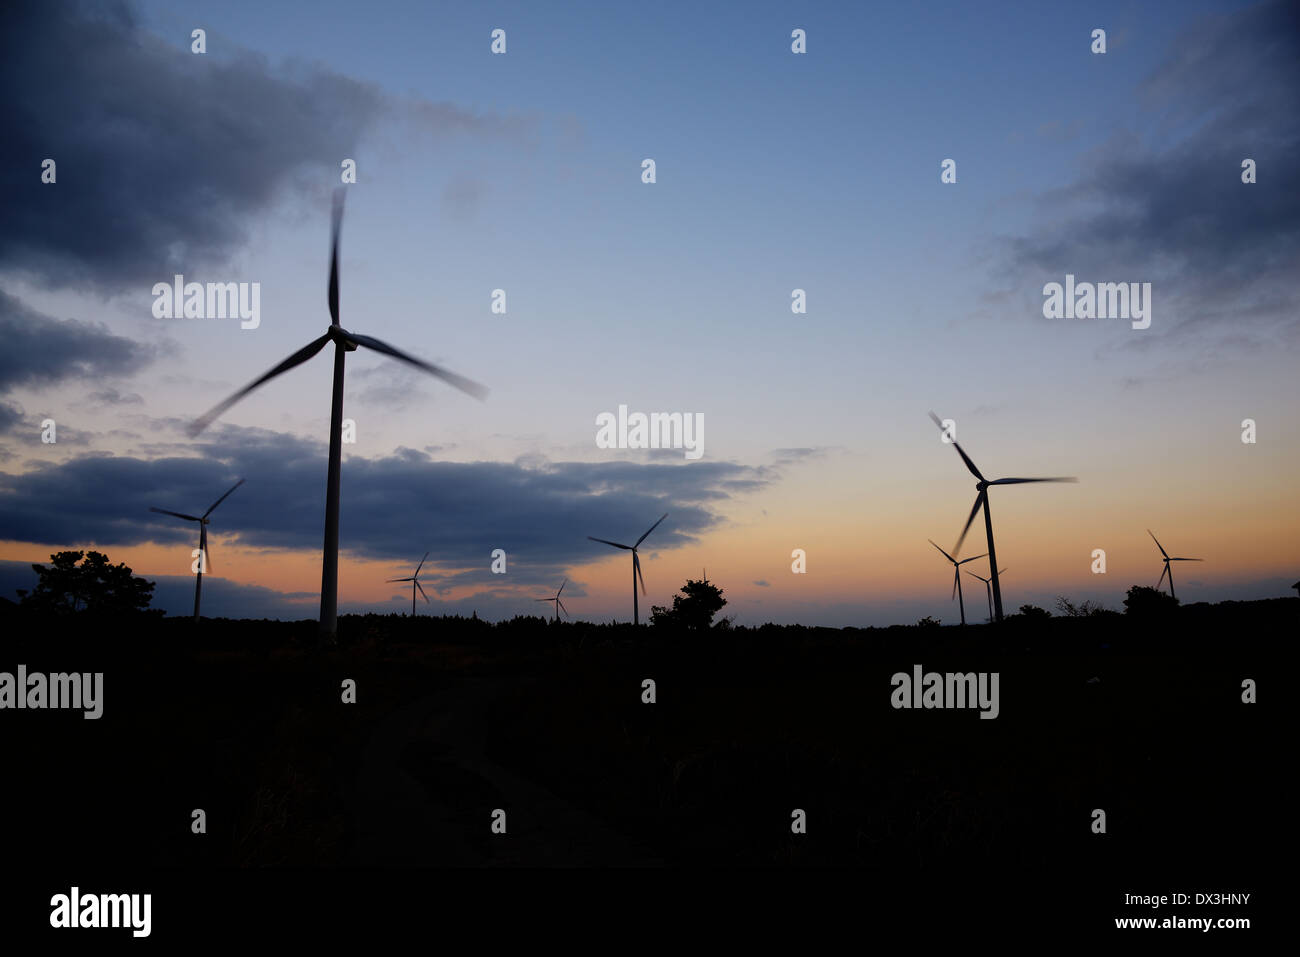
0 423 775 587
85 388 144 407
752 579 770 588
0 0 522 295
996 0 1300 347
0 289 159 392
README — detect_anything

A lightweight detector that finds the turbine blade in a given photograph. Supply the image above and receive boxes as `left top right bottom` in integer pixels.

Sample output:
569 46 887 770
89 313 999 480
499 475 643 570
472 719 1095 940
416 580 429 602
150 507 202 522
965 570 985 581
952 568 958 601
588 536 632 550
557 598 569 617
343 330 488 400
188 333 332 436
388 577 415 583
1156 564 1169 589
534 598 552 602
414 550 430 577
200 524 211 573
635 513 669 547
988 477 1078 485
635 551 646 595
957 553 989 565
557 578 566 597
928 411 985 480
204 477 246 518
928 539 955 564
329 188 344 326
1148 529 1169 559
953 491 985 555
1169 558 1203 562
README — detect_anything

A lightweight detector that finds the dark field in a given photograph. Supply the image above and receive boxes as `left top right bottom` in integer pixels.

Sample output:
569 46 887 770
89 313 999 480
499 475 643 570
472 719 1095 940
2 599 1284 930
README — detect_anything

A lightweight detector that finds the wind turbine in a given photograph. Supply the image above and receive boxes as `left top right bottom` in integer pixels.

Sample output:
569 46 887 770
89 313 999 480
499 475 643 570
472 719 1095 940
965 566 1007 624
149 478 245 622
929 540 987 626
535 579 569 622
928 412 1077 622
588 513 667 625
388 551 430 617
1148 530 1202 601
188 190 488 640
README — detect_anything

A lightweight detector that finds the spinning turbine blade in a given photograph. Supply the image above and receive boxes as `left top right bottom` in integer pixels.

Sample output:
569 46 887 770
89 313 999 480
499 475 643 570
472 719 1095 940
957 553 988 565
388 577 415 583
928 411 985 481
1157 564 1169 589
188 333 332 436
204 478 246 518
1148 529 1169 559
989 477 1078 485
343 331 489 401
414 551 430 577
150 507 202 522
557 599 568 617
953 491 985 554
636 513 668 548
1169 557 1203 562
557 579 566 597
928 539 956 563
952 568 958 600
329 189 343 326
588 536 632 550
416 580 429 602
199 524 211 573
634 551 646 595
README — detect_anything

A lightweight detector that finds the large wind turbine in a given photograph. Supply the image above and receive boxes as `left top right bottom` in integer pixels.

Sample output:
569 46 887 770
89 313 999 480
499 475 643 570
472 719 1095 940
965 565 1007 624
149 478 245 622
535 579 569 622
188 190 488 640
928 412 1077 621
388 551 430 617
588 513 667 625
929 540 987 626
1148 530 1202 601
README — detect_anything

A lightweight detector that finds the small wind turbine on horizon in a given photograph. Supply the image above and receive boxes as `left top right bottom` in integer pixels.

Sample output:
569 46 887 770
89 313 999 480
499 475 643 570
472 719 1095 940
588 513 668 625
149 478 245 622
388 551 430 617
535 579 569 621
1148 530 1202 601
965 565 1007 624
188 190 488 641
929 540 987 626
928 411 1077 622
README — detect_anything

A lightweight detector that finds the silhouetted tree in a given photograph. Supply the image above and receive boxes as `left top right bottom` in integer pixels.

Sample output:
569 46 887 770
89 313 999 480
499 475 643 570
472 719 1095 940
1016 604 1051 620
1123 585 1179 617
649 576 727 630
1055 595 1109 617
915 615 941 628
16 550 157 617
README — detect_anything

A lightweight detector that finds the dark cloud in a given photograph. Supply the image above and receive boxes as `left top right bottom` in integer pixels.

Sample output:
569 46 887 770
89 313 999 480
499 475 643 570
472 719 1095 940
0 289 159 391
0 0 517 295
0 399 23 433
752 579 770 588
85 388 144 407
0 424 774 588
997 0 1300 345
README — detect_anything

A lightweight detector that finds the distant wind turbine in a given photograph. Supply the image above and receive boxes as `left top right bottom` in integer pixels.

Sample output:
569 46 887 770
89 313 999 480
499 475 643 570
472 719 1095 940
149 478 245 622
588 513 668 625
928 412 1077 621
535 579 569 621
1148 530 1202 601
965 565 1007 624
929 540 987 626
188 190 488 640
388 551 430 617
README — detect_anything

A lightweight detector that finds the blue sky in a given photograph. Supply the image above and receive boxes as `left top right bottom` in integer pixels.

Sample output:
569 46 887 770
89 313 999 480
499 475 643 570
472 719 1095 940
1 0 1295 623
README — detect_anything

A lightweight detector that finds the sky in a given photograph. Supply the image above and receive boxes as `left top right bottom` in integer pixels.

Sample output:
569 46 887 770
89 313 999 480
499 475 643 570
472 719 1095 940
0 0 1296 625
